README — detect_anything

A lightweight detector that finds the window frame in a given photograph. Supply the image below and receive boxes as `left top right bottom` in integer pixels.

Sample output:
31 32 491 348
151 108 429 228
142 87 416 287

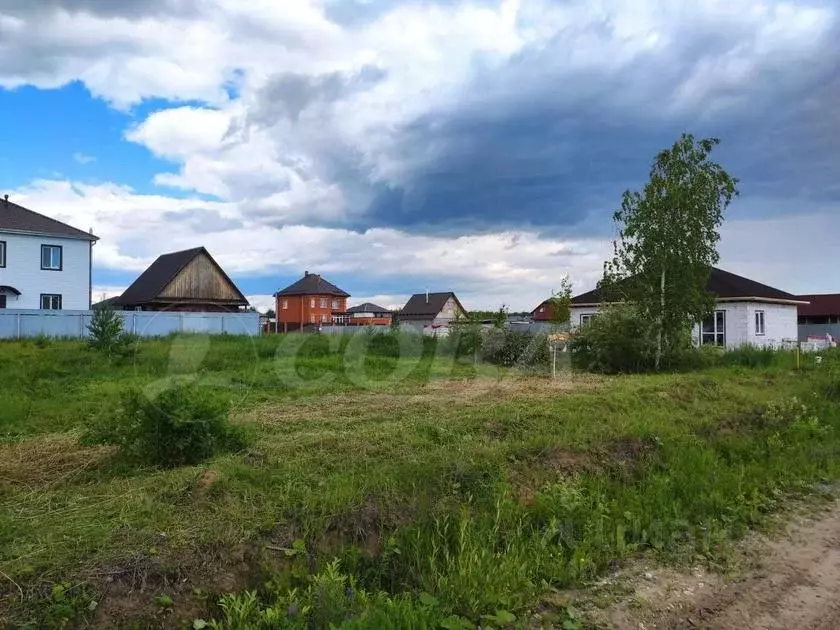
332 299 340 310
580 313 596 326
320 298 328 309
310 298 315 308
40 293 63 310
701 310 726 347
41 244 63 271
0 240 6 268
281 299 288 310
309 313 315 323
755 310 766 336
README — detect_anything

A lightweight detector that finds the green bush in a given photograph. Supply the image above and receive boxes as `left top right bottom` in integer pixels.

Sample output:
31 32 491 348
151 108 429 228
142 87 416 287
482 329 549 369
82 382 246 467
570 305 661 373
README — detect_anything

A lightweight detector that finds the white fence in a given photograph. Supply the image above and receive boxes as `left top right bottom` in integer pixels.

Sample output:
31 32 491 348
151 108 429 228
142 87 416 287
0 309 260 339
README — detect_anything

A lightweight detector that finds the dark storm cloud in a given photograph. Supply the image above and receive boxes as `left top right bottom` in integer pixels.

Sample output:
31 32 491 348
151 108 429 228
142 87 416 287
360 14 840 237
250 65 388 124
0 0 195 18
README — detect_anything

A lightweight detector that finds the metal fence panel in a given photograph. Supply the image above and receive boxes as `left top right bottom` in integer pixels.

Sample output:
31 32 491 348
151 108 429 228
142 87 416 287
0 310 260 339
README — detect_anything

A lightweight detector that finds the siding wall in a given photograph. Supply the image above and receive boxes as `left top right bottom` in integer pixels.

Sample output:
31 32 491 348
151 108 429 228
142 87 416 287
0 233 91 310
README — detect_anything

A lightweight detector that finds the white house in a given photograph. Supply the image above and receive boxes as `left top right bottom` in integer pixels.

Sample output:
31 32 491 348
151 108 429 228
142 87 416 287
0 196 98 310
397 291 467 334
568 267 807 349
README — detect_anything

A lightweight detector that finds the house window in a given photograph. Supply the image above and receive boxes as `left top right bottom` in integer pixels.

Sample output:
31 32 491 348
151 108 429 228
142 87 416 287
0 240 6 267
755 310 765 336
41 244 63 270
539 306 544 313
332 299 339 310
321 314 328 323
309 314 315 323
701 310 726 346
40 294 62 310
310 298 315 308
320 298 327 308
281 299 288 310
580 313 596 325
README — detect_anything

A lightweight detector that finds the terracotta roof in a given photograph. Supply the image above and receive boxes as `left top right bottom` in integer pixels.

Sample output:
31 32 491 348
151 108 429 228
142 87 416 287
274 273 349 297
0 198 98 241
399 292 465 320
347 302 390 314
115 247 248 307
795 294 840 318
570 267 801 305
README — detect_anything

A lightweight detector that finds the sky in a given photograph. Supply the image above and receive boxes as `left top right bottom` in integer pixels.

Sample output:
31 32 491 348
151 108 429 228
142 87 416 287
1 0 838 313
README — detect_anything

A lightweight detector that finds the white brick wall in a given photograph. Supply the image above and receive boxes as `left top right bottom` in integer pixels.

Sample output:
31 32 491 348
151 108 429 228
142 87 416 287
572 301 799 349
0 233 92 310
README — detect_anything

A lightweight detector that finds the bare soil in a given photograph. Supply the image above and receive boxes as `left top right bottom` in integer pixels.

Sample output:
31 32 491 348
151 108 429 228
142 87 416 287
594 499 840 629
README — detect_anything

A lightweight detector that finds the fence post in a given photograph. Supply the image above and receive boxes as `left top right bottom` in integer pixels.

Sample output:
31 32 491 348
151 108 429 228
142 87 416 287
179 313 184 333
17 312 21 339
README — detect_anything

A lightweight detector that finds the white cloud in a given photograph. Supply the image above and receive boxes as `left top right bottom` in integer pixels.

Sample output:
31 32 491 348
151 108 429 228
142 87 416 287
73 152 96 164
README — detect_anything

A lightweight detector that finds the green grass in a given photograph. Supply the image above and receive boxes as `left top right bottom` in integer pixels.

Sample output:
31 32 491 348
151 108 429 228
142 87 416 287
0 335 838 628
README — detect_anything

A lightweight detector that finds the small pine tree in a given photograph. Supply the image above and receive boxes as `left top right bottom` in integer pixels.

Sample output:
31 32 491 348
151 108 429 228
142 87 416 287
87 306 126 355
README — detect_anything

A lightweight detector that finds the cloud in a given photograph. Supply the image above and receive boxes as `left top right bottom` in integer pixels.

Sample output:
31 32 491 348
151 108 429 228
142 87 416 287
73 152 96 164
3 0 840 303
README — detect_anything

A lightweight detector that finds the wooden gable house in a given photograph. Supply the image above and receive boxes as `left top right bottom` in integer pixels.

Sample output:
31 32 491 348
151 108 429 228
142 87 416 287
113 247 249 312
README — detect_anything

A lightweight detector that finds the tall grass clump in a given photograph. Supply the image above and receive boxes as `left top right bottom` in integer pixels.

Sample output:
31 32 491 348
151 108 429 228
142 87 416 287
81 382 246 467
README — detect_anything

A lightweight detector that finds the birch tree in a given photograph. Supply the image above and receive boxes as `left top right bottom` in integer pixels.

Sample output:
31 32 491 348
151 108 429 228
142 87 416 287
604 134 739 369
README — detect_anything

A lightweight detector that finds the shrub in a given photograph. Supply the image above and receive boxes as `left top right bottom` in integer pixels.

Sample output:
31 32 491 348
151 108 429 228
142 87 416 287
445 320 483 359
82 382 246 467
570 305 660 373
87 307 135 356
482 329 549 369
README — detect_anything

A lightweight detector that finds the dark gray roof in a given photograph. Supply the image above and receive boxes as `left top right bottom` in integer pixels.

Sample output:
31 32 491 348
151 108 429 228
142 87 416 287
275 273 349 297
399 292 465 319
570 267 801 305
347 302 390 314
0 198 98 241
92 296 120 309
115 247 248 307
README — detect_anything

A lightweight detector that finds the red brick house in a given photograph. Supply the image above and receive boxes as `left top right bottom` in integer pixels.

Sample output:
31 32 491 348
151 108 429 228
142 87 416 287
274 272 350 332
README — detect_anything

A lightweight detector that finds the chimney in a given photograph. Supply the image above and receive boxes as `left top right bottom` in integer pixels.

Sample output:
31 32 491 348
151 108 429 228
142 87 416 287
426 288 429 304
3 194 8 207
304 270 309 276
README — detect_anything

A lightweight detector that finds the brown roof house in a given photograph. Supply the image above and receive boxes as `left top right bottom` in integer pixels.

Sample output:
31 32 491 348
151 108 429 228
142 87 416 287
560 267 805 349
0 195 98 310
112 247 249 312
795 293 840 342
397 291 466 333
274 271 350 332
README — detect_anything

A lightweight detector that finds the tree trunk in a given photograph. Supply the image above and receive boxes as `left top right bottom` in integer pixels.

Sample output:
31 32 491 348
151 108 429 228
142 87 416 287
656 266 665 370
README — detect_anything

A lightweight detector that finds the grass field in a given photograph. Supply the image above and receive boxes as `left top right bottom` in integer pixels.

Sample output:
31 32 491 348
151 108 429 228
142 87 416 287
1 334 839 628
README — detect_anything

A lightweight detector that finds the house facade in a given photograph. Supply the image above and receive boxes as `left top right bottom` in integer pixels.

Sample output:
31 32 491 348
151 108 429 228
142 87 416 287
275 272 349 332
112 247 249 312
397 292 466 333
795 294 840 342
0 196 98 310
347 302 392 326
561 268 804 349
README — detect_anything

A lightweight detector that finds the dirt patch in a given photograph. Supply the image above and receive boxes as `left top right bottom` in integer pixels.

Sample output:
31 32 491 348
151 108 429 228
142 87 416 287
89 543 262 629
194 468 220 494
0 435 115 490
584 499 840 630
600 435 661 480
